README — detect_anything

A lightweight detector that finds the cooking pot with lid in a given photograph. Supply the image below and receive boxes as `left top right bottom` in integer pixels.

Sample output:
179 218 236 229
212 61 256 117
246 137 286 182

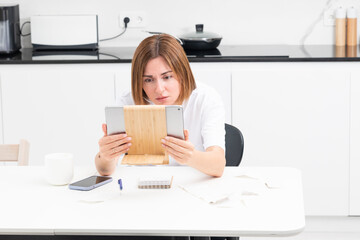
179 24 222 50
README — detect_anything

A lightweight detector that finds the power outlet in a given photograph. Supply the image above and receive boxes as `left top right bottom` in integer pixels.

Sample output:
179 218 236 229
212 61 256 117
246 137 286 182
324 8 336 26
119 11 148 28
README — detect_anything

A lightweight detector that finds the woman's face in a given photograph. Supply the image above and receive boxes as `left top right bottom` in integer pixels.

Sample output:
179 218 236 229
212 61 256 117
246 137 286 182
142 56 181 105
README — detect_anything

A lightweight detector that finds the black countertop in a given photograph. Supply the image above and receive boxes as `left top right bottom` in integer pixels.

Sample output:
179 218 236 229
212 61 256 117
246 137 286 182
1 45 360 64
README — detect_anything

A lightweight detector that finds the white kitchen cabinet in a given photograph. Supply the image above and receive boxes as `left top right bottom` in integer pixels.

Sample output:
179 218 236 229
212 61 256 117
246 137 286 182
1 67 115 166
114 64 132 102
350 71 360 216
0 74 3 143
190 63 232 124
232 64 350 215
0 74 3 166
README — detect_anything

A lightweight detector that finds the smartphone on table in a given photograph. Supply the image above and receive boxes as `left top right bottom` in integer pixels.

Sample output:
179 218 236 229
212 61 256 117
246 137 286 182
69 176 112 191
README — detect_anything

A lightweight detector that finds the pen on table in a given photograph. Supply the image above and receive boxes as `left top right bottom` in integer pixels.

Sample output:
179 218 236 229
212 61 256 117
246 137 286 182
118 179 123 190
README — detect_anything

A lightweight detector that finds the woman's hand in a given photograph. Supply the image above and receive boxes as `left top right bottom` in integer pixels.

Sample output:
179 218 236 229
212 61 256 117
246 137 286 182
161 130 195 165
161 129 225 177
96 124 132 175
99 124 132 161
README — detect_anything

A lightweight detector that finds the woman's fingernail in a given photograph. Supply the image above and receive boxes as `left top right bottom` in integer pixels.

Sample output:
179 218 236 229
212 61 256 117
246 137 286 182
128 143 132 146
161 139 166 143
127 137 132 141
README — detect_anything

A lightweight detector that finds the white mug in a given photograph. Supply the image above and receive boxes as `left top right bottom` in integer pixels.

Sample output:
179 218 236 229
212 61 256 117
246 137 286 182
44 153 74 185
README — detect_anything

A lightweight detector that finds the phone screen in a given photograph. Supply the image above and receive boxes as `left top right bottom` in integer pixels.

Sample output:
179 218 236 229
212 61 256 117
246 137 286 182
70 176 112 188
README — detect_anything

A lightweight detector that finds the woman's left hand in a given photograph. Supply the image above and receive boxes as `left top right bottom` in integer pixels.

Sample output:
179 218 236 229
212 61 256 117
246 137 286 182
161 130 195 165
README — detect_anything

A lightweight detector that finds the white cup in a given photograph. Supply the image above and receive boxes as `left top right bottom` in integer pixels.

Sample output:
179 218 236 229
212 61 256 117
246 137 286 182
44 153 74 185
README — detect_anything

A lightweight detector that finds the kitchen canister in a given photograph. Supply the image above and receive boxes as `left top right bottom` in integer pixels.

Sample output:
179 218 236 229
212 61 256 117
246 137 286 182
347 7 357 47
335 7 346 47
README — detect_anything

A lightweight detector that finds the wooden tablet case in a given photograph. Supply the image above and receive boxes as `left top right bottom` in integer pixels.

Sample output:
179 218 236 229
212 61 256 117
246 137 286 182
121 105 169 165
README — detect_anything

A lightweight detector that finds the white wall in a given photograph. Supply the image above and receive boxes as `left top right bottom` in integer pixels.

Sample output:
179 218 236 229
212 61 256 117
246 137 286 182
5 0 360 47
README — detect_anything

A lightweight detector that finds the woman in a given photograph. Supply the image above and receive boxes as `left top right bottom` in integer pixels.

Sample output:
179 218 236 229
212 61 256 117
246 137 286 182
96 34 226 177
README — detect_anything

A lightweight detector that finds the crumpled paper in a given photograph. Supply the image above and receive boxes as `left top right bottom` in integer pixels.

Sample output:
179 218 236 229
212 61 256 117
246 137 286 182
178 174 275 207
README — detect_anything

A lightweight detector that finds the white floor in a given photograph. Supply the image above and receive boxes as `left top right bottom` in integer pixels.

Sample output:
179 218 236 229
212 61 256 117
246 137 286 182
242 216 360 240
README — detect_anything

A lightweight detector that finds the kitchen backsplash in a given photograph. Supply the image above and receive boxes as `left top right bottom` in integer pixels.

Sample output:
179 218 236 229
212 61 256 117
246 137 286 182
4 0 360 48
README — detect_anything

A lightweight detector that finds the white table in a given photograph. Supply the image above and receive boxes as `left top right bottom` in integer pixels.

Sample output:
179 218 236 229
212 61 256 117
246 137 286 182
0 166 305 237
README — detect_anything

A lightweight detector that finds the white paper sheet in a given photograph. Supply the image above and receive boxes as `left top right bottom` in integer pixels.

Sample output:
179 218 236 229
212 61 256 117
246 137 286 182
178 174 267 207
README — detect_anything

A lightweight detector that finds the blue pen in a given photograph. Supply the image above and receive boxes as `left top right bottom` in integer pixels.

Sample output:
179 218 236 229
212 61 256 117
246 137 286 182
118 179 123 190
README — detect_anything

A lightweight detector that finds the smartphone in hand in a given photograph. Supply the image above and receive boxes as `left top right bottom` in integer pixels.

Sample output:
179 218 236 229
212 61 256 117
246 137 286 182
105 107 125 135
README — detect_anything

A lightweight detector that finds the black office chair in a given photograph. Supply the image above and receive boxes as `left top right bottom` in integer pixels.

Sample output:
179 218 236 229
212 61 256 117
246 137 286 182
224 123 244 167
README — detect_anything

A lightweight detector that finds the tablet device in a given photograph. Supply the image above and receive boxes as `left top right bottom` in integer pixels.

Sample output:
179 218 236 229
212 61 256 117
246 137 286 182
105 105 185 139
68 176 112 191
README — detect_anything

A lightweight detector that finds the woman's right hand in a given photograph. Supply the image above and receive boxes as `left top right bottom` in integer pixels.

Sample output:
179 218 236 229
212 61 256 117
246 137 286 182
98 123 132 163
